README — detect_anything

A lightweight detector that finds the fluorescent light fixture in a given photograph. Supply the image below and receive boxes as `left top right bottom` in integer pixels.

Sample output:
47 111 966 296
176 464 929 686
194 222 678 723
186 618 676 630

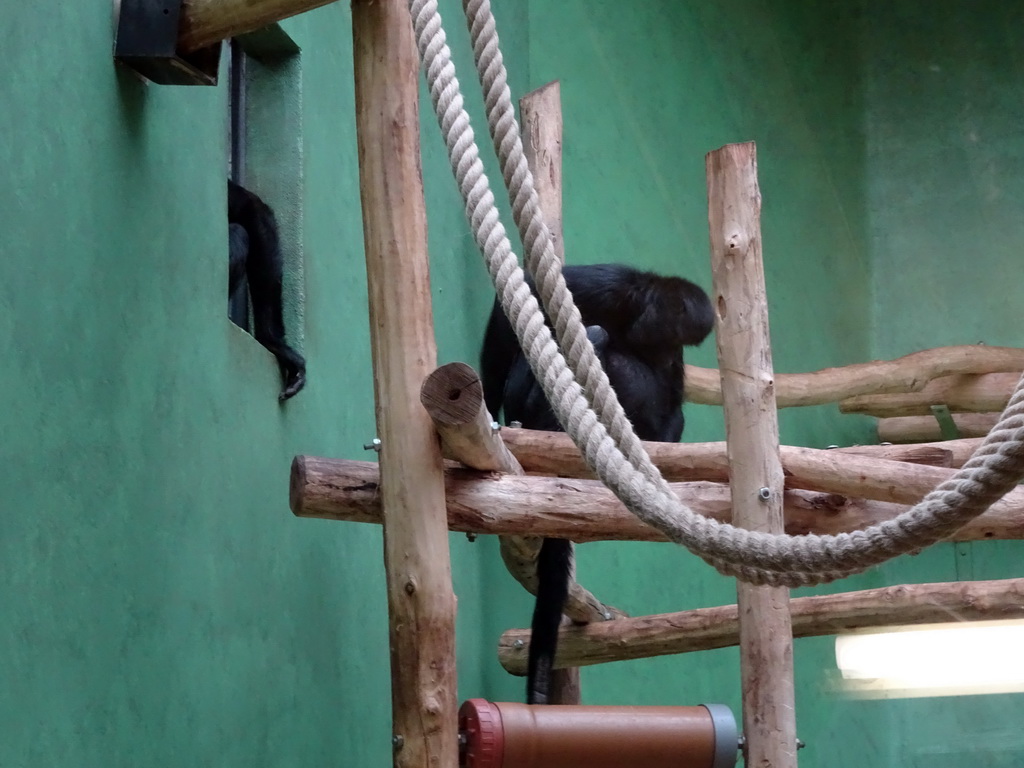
834 620 1024 699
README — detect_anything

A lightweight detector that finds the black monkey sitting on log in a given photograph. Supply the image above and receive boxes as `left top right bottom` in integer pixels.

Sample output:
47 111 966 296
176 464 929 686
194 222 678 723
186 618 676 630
228 180 306 401
480 263 714 705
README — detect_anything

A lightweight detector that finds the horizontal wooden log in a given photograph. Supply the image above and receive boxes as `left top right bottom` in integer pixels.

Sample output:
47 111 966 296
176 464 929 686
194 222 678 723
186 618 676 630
684 345 1024 407
840 371 1021 418
290 456 1024 542
777 445 1024 509
501 427 1007 511
179 0 338 53
497 577 1024 673
878 413 1000 443
501 427 953 482
836 443 952 466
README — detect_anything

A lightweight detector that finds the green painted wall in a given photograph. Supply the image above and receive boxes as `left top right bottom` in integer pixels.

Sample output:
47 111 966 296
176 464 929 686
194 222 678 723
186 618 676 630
0 2 514 765
1 1 1020 766
861 2 1024 764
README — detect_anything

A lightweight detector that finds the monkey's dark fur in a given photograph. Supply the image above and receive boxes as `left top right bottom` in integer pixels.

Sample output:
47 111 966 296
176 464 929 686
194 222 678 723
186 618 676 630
480 263 714 705
228 180 306 401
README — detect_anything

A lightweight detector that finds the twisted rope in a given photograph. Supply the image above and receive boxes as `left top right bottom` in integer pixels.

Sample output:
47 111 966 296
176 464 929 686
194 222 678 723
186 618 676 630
407 0 1024 586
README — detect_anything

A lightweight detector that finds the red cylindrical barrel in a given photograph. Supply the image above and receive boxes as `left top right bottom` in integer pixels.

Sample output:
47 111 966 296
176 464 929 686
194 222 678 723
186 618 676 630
459 699 737 768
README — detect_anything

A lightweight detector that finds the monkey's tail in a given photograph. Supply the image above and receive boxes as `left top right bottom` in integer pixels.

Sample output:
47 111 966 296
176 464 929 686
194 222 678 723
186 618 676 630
526 537 573 705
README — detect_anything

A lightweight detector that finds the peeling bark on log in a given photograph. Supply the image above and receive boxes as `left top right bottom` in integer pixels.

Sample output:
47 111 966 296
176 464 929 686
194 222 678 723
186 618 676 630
907 437 984 467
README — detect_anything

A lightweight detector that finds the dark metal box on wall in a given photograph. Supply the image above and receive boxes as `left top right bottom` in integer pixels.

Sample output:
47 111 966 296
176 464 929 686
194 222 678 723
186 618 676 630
114 0 220 86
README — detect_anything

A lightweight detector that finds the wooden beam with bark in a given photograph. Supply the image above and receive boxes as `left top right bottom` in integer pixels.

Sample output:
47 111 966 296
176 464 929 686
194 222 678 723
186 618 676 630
683 346 1024 408
840 371 1021 418
878 413 1000 443
500 427 955 481
496 578 1024 673
290 456 1024 542
911 437 984 467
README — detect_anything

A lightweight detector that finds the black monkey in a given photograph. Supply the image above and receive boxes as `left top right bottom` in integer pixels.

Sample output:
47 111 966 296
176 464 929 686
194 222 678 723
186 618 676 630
480 263 714 705
227 180 306 401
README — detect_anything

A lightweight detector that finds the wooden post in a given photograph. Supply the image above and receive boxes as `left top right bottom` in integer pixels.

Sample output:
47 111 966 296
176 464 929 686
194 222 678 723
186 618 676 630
178 0 338 52
520 81 564 263
351 2 458 766
518 79 580 705
707 142 797 767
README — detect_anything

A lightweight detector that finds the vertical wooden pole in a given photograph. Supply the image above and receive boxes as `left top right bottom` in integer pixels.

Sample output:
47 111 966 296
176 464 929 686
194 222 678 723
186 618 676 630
520 80 579 704
352 3 458 767
706 142 798 768
520 81 564 264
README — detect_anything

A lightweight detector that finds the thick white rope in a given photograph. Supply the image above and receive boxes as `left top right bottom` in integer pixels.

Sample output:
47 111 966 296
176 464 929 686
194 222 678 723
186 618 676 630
407 0 1024 586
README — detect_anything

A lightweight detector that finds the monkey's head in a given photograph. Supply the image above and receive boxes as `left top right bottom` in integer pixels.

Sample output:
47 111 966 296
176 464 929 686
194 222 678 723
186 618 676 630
629 273 715 350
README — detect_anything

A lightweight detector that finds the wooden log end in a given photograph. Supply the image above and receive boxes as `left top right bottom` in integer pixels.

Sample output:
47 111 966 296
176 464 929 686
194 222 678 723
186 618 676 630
289 454 307 517
420 361 488 426
524 79 561 96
